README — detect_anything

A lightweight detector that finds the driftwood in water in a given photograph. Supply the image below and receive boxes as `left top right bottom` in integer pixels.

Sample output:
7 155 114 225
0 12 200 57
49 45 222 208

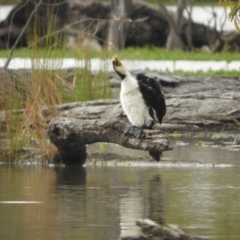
121 219 206 240
47 117 171 165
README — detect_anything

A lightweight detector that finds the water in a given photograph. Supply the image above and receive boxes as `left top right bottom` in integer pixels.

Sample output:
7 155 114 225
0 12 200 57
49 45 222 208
1 137 240 240
88 136 240 166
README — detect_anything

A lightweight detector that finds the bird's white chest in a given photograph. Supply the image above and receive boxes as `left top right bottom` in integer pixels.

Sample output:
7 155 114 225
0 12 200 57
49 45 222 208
120 78 152 127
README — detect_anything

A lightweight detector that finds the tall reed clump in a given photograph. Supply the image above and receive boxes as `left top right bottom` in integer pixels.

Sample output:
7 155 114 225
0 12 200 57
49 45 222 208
60 48 112 103
0 12 112 162
0 73 26 161
0 67 62 162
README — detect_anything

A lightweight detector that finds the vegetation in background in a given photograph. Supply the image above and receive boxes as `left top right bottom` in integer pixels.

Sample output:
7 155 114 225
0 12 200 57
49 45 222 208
0 46 239 62
1 46 239 77
1 45 240 61
218 0 240 32
0 0 220 6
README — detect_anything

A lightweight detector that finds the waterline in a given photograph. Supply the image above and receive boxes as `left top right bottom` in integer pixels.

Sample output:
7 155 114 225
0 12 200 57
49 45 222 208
0 58 239 72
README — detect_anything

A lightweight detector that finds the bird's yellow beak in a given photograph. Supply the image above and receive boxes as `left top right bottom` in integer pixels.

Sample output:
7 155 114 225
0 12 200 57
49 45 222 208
114 56 122 67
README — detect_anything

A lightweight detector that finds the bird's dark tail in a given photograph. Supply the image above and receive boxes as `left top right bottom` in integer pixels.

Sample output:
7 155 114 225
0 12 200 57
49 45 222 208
149 151 162 162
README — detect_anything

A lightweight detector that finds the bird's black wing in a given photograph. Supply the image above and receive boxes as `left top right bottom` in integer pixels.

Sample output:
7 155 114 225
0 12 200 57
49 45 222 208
136 73 166 124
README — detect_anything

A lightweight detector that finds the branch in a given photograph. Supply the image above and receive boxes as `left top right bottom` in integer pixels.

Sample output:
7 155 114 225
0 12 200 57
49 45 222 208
47 117 171 165
48 117 170 151
7 0 29 47
4 0 43 69
156 0 186 51
10 18 109 59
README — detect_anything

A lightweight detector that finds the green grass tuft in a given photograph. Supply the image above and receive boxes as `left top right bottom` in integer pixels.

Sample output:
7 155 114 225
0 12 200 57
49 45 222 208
1 46 239 62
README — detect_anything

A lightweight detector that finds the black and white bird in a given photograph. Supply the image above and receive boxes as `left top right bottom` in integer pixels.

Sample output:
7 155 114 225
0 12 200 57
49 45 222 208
112 56 166 161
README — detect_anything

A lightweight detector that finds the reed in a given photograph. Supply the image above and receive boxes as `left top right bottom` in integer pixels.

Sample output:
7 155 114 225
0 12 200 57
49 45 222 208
0 18 112 163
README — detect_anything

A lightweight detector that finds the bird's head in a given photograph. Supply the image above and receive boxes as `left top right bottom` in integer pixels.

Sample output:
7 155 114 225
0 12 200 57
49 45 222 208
112 56 129 80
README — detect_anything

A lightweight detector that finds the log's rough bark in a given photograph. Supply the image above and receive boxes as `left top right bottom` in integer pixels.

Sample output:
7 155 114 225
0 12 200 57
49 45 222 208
48 118 171 165
121 219 206 240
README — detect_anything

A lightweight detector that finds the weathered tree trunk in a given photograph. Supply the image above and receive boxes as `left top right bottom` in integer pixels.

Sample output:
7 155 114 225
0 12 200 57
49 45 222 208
185 0 193 50
157 0 186 51
107 0 132 50
47 117 171 165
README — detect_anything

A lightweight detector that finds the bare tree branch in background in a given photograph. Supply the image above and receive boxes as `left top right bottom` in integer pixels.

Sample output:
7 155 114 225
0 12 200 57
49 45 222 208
185 0 193 50
4 0 43 70
156 0 186 51
107 0 132 51
7 0 29 48
210 5 229 52
9 18 109 60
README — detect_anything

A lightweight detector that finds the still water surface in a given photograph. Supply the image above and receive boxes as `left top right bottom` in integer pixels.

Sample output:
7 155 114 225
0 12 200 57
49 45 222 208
1 138 240 240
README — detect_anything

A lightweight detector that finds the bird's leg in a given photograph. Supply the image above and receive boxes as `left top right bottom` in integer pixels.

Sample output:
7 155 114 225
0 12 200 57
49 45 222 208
123 125 143 139
123 125 135 135
133 120 154 139
144 119 154 129
134 126 143 139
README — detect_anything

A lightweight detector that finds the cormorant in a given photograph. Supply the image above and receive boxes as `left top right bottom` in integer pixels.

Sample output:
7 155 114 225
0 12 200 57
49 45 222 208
112 56 166 161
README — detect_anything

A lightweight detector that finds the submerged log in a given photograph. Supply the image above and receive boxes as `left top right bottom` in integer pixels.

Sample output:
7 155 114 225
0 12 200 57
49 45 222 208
121 219 206 240
47 117 171 165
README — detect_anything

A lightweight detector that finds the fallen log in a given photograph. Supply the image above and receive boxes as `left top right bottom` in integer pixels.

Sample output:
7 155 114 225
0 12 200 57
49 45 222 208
47 117 171 165
121 219 206 240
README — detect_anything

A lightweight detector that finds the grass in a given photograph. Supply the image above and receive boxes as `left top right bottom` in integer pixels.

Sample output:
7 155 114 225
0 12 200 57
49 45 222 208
173 70 240 77
118 47 240 62
1 46 239 77
0 30 112 163
0 56 112 162
1 45 240 61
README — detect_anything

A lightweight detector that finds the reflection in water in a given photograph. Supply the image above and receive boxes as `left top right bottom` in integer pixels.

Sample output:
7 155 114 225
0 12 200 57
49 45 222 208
53 166 89 240
0 164 240 240
147 175 165 225
54 166 87 185
119 189 145 237
119 174 165 237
